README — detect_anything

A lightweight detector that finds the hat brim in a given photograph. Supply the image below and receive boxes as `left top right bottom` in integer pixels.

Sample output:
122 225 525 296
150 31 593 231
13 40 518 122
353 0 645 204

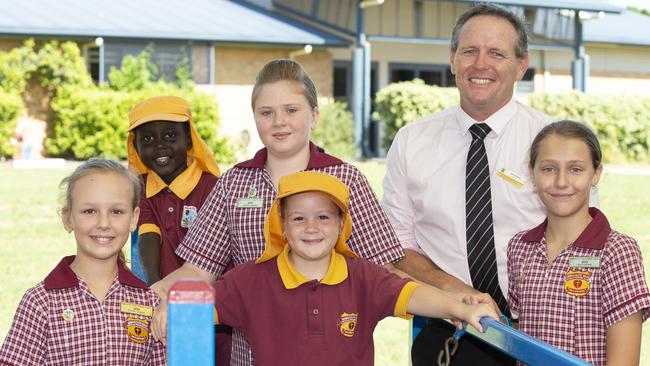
127 113 190 131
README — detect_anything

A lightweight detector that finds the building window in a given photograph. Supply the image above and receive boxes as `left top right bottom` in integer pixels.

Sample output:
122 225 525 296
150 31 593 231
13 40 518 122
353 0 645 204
85 41 197 84
332 61 378 108
389 63 455 87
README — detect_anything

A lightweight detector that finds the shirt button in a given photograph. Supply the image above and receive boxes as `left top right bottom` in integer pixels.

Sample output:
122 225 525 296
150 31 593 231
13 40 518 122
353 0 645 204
168 207 174 213
312 309 319 315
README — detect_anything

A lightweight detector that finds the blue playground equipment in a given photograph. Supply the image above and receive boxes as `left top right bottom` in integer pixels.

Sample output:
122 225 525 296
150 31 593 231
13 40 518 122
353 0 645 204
167 280 215 366
165 282 592 366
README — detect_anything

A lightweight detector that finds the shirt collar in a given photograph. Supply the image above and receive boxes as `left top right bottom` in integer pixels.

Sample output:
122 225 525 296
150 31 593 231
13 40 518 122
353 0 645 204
275 245 348 289
235 142 343 169
44 256 149 290
456 99 517 138
521 207 611 250
145 160 202 199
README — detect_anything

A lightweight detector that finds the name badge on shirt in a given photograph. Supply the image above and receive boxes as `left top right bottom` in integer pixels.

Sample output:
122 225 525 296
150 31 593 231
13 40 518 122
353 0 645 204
120 302 153 317
496 168 524 187
237 185 264 208
568 256 601 268
236 198 263 208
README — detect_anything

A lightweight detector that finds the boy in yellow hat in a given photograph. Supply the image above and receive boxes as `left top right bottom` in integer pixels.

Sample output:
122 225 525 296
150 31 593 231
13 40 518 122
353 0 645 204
127 95 221 285
203 171 497 365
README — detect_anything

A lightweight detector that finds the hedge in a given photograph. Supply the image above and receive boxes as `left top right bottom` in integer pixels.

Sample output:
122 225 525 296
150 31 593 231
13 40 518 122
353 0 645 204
373 80 650 163
46 83 235 163
0 92 24 158
311 101 355 160
529 92 650 163
373 79 459 151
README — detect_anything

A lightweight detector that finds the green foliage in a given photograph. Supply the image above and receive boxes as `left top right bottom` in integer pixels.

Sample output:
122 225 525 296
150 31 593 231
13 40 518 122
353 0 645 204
529 92 650 163
46 83 236 163
33 40 93 91
311 101 355 160
46 86 138 159
373 79 459 150
0 92 24 158
0 40 36 93
108 49 159 91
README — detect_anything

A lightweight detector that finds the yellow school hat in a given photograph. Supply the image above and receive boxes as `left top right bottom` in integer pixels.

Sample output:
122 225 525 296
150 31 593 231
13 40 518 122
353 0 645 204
127 95 221 177
257 171 356 263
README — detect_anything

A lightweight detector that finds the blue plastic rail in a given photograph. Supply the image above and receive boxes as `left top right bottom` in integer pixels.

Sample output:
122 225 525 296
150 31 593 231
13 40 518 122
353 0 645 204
412 316 592 366
167 280 215 366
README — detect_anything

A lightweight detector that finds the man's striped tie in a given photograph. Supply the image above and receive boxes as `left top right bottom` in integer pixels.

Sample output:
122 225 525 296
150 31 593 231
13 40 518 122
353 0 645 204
465 123 509 316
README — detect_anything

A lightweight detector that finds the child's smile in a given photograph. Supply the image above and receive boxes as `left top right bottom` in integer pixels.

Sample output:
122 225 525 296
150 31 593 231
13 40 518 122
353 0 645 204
134 121 191 184
281 191 342 266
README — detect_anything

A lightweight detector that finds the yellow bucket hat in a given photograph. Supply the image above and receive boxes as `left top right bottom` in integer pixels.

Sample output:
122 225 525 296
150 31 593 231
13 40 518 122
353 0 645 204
257 171 357 263
127 95 221 177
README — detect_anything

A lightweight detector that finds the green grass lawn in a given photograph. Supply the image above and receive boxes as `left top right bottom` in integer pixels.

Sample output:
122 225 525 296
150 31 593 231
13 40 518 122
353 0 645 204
1 162 648 365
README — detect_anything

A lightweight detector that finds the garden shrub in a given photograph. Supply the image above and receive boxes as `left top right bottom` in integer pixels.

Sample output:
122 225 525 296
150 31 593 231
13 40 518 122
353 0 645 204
311 101 355 160
46 84 236 163
0 92 25 158
529 92 650 163
373 79 458 150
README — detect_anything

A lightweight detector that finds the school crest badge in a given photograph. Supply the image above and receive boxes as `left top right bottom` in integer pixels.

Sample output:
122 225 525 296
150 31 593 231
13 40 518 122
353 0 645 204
181 205 198 228
338 312 358 337
125 317 150 344
564 269 591 297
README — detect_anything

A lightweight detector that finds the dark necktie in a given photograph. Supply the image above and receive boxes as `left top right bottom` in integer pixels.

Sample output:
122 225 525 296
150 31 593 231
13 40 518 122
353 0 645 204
465 123 509 316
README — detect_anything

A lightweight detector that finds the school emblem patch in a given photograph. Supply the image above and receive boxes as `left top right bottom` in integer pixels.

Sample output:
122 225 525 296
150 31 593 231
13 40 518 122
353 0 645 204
564 269 591 297
181 205 198 228
338 312 358 337
125 317 150 344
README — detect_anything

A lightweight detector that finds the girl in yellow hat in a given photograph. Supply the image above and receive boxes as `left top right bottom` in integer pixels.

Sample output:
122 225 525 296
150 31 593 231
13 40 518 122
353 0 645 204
206 171 497 365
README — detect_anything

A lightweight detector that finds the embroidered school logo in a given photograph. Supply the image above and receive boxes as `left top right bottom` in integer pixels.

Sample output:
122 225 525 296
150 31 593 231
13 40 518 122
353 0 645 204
564 269 591 297
181 205 198 228
338 312 358 337
125 317 150 344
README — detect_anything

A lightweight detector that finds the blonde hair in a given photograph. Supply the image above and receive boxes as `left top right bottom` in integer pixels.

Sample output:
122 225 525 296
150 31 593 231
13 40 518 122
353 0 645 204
60 158 141 213
251 59 318 110
59 158 141 263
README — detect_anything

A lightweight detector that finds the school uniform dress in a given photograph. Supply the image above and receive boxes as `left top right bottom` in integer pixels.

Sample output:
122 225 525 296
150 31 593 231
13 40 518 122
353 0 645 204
0 256 166 366
138 161 218 278
507 208 650 366
212 246 418 366
176 142 406 366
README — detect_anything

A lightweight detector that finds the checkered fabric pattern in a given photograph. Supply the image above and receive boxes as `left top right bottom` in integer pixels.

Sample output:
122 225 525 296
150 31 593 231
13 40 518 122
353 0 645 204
176 150 405 366
0 258 166 365
508 228 650 365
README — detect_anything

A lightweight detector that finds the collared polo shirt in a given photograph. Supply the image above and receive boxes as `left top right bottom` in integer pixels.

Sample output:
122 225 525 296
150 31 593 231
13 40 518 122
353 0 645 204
138 161 218 278
177 142 405 366
507 208 650 366
212 246 418 366
0 256 166 366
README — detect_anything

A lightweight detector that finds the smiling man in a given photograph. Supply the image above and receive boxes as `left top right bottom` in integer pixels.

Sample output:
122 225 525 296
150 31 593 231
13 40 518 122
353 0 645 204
384 4 554 365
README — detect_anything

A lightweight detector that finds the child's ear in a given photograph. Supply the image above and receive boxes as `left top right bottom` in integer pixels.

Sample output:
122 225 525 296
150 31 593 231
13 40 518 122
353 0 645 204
310 106 320 131
61 210 73 233
130 207 140 232
591 164 603 187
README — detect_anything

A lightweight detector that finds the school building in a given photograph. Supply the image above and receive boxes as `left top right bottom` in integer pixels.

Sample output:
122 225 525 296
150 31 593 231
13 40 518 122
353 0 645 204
0 0 648 157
